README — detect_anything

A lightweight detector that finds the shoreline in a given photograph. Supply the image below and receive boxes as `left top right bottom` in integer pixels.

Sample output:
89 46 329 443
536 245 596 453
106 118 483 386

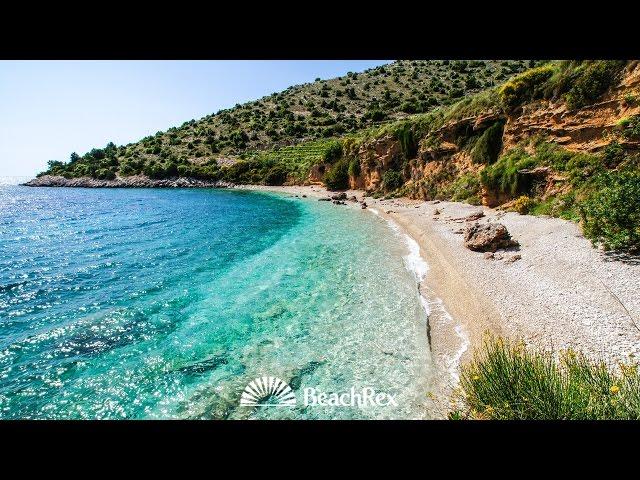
15 181 640 415
240 184 640 412
21 175 235 189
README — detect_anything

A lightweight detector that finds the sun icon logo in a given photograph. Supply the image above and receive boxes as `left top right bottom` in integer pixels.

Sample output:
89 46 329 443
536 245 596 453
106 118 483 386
240 376 297 407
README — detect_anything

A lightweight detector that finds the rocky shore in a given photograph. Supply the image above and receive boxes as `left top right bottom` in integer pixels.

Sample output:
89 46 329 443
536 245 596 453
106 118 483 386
22 175 235 189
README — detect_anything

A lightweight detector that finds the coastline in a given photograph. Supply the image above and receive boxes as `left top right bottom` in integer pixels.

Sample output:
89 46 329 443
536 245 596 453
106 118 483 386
21 174 235 188
240 184 640 412
16 180 640 415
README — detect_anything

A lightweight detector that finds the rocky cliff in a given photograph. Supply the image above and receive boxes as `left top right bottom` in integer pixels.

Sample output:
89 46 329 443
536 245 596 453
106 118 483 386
332 61 640 208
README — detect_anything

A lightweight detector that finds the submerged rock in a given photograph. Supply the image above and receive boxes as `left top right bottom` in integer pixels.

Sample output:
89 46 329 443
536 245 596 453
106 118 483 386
464 222 519 252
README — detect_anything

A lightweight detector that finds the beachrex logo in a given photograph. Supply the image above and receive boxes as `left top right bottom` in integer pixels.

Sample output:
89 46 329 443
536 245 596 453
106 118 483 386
239 376 397 408
240 376 297 407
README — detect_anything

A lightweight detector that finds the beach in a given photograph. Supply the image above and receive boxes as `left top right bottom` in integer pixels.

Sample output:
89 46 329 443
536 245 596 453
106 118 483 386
241 184 640 412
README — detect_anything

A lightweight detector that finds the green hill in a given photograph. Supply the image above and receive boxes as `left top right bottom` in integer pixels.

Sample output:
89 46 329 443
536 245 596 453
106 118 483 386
40 60 535 181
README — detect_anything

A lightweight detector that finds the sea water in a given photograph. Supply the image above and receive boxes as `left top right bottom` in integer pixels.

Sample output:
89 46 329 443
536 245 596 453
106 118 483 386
0 186 433 419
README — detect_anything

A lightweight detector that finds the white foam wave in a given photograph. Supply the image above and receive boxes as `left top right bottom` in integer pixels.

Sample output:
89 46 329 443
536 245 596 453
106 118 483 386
367 207 470 385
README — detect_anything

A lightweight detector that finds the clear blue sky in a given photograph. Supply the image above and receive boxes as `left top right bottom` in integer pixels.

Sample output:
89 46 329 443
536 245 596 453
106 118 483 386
0 60 390 177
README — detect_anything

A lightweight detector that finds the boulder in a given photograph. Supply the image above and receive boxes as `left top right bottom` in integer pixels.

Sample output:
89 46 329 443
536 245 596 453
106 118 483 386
464 222 519 252
331 192 347 200
464 211 484 221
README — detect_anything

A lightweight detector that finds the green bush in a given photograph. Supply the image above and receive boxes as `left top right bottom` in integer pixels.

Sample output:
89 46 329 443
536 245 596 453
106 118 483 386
618 115 640 140
470 120 504 164
264 165 288 186
348 157 361 177
498 65 555 109
580 171 640 251
453 336 640 420
382 169 403 191
322 140 343 163
392 123 418 160
444 172 481 204
95 168 116 180
480 148 538 196
323 159 349 190
565 61 625 110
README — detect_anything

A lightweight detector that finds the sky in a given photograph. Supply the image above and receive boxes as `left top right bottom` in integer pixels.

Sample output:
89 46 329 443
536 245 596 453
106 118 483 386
0 60 390 178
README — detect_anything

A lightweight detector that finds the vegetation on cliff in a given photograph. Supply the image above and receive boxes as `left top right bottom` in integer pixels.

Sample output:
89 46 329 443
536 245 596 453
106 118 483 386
450 336 640 420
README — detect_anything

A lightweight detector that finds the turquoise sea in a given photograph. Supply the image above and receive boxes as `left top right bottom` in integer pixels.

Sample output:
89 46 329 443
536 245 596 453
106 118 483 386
0 186 433 419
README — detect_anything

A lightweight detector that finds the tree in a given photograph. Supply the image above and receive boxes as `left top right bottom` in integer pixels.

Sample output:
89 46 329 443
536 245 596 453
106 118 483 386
47 160 64 169
70 152 80 163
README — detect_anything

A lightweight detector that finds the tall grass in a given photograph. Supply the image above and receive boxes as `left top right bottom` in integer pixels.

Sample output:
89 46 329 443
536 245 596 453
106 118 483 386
453 336 640 420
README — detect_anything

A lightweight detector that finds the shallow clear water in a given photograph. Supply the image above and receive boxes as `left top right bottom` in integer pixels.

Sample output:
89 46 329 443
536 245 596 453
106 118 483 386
0 186 432 419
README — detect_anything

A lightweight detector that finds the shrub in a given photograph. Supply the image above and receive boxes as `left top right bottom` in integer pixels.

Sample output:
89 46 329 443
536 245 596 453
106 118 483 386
453 336 640 420
498 65 555 109
601 142 626 168
580 171 640 251
323 159 349 190
95 168 116 180
264 165 288 186
470 120 504 164
392 123 419 160
322 140 343 163
617 115 640 140
382 169 403 191
348 157 361 177
510 195 535 214
480 148 539 196
565 61 625 110
365 108 386 122
444 172 481 204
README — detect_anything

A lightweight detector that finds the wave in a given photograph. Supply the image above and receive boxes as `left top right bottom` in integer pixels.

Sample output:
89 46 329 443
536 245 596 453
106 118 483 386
368 207 470 384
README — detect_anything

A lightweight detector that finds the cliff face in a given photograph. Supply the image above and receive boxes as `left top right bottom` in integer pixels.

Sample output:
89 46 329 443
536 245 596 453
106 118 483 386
502 62 640 153
337 63 640 207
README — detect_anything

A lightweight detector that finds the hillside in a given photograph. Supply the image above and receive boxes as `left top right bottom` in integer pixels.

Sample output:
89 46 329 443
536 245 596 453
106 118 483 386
37 60 534 181
30 60 640 252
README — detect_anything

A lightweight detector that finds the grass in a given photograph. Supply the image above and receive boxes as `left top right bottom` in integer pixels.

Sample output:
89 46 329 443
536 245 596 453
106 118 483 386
452 336 640 420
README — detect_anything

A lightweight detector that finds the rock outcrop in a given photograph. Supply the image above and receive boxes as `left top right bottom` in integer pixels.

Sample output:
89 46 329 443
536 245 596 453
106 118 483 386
351 136 403 191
